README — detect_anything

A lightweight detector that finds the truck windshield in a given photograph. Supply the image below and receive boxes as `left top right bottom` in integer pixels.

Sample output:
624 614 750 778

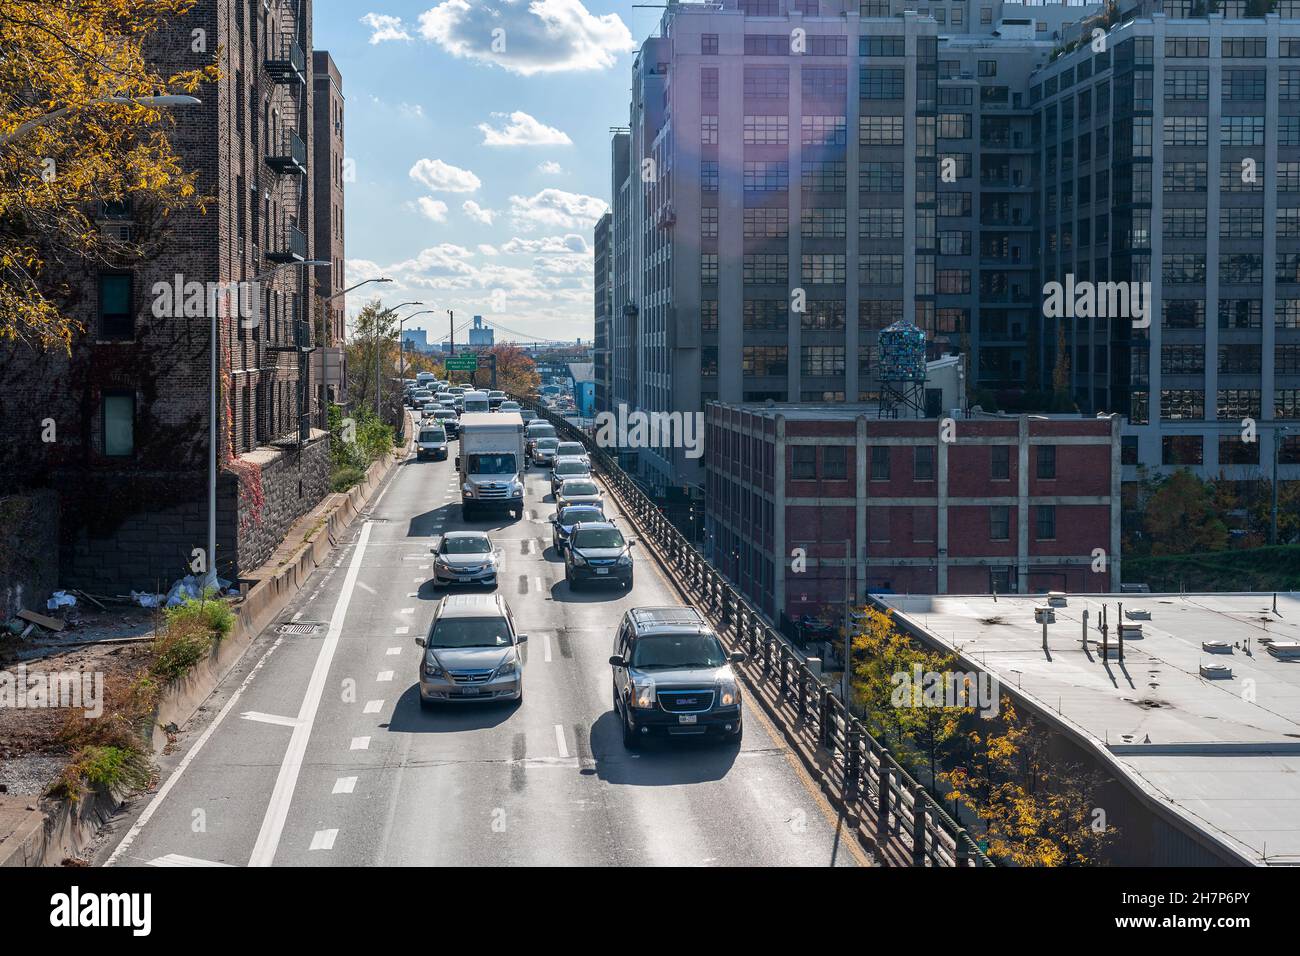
630 633 726 670
467 453 517 474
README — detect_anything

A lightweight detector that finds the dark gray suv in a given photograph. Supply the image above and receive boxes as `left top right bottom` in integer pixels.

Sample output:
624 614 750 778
608 606 745 749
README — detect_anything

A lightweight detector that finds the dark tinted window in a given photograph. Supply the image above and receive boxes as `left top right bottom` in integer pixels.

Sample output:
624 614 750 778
630 633 727 669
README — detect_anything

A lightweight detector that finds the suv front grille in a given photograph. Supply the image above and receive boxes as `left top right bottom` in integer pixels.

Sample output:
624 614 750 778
657 689 715 714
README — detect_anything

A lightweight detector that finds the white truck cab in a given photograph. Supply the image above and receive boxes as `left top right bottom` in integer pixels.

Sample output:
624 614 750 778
457 412 526 520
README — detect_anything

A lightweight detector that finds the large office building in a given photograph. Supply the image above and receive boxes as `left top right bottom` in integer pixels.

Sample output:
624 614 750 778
594 211 614 414
604 0 1300 493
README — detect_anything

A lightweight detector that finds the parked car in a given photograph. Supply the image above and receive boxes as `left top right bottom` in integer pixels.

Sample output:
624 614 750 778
550 456 592 495
555 477 603 511
415 593 526 707
416 423 449 461
430 531 499 587
550 503 606 554
608 606 745 748
565 521 633 590
529 437 560 467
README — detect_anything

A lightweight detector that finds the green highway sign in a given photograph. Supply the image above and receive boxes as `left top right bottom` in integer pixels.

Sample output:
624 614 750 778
445 355 478 371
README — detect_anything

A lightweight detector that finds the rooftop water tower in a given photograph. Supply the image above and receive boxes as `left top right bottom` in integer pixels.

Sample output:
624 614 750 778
876 320 927 418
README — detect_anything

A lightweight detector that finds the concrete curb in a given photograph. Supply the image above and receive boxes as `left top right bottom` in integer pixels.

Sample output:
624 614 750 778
0 430 408 868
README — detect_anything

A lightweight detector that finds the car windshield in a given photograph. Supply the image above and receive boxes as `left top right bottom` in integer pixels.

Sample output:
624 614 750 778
572 528 624 550
429 617 511 649
528 426 557 440
560 507 603 526
467 453 516 474
442 536 491 555
630 633 727 670
419 429 445 442
561 480 598 496
554 460 587 475
535 438 559 451
557 443 585 456
435 411 455 419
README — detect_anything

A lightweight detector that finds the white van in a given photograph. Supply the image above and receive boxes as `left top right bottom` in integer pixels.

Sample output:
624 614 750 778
461 390 491 415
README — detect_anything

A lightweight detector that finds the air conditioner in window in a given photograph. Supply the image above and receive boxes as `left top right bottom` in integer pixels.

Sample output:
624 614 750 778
99 221 134 242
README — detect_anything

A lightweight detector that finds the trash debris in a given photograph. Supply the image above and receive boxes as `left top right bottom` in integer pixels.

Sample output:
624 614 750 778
131 575 232 609
17 609 63 632
46 590 76 611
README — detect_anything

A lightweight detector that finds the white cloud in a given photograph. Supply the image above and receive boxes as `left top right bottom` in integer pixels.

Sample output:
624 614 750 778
462 200 496 225
415 197 449 221
417 0 635 76
361 12 412 44
398 102 425 119
508 189 608 231
409 158 482 193
477 111 572 147
537 160 564 175
500 234 589 255
478 244 500 256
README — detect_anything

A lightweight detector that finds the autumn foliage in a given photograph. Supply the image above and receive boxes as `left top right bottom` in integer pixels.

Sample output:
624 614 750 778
1 0 218 349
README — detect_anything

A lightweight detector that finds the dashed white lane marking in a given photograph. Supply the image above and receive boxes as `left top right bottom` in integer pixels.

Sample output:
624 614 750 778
377 671 394 682
554 724 570 760
542 633 553 662
105 634 288 866
309 829 338 851
407 591 418 597
358 581 376 595
350 736 370 750
148 854 232 867
387 647 402 656
400 607 415 615
412 577 424 583
292 611 304 622
394 626 410 635
241 711 300 728
332 777 357 795
247 521 374 868
419 564 430 570
363 700 384 714
535 576 545 593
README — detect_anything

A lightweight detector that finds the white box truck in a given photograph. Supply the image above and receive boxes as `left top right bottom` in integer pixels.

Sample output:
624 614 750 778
457 412 526 520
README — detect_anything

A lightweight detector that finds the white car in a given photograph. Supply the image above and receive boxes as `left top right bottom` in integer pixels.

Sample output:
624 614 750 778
554 477 603 511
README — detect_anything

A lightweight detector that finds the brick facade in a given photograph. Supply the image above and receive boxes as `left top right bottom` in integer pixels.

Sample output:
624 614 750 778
0 0 332 594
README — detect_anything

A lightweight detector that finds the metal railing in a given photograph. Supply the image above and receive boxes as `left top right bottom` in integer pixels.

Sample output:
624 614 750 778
514 394 994 868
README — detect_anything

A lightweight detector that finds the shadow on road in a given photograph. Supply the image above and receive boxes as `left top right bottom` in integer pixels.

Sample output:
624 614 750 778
406 503 458 538
587 710 740 786
386 684 520 734
549 580 629 604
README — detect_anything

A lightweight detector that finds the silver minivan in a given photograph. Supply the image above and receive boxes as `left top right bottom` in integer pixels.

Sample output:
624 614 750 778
416 594 527 707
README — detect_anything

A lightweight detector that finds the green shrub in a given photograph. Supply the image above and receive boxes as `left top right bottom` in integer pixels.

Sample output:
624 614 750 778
331 465 367 493
48 745 151 803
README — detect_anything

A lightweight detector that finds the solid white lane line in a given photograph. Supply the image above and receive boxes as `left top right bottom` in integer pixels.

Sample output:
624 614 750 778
104 634 287 866
247 521 374 868
148 854 233 867
309 829 338 851
387 647 402 656
350 736 370 750
377 671 394 682
543 633 553 663
554 724 569 760
240 711 300 728
363 700 384 714
332 777 358 795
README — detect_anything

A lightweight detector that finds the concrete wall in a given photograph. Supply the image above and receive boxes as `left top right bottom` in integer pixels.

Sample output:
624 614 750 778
0 492 59 618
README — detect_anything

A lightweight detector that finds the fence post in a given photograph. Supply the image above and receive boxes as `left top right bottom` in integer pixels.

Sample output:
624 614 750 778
797 668 808 719
912 786 929 867
877 748 891 821
845 727 862 794
954 829 970 867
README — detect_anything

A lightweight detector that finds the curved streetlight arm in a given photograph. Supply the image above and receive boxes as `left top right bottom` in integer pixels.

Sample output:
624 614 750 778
1 95 202 146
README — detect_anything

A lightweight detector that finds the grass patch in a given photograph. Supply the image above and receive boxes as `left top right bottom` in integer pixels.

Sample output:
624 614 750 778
1123 544 1300 592
148 594 234 684
48 745 151 803
331 465 366 493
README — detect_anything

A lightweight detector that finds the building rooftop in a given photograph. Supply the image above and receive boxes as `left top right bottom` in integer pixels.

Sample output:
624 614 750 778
877 591 1300 866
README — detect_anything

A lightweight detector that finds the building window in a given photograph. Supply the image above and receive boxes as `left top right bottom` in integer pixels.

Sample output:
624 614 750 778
702 34 719 55
98 273 134 341
701 114 718 145
1036 505 1056 541
989 505 1010 541
801 345 845 376
102 391 135 457
1037 445 1056 479
1162 435 1204 465
871 445 890 480
914 445 935 481
791 445 817 480
991 445 1010 480
743 114 788 145
822 445 847 480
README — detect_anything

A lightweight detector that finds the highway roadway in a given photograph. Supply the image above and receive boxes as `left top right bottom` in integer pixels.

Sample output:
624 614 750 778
96 432 864 867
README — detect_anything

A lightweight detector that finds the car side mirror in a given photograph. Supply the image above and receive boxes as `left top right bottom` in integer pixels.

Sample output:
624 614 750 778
415 637 427 648
608 655 626 667
516 634 528 643
730 651 747 664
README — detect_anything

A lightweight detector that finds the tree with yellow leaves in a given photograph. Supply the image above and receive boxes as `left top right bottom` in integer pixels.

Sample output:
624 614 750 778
1 0 218 350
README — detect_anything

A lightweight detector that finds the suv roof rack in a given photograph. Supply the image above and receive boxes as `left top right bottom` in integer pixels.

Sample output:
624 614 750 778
629 606 706 628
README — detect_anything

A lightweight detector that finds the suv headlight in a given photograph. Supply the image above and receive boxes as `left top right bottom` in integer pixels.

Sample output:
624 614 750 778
494 655 518 679
631 678 656 709
570 551 587 565
617 552 632 566
717 674 740 708
423 654 449 681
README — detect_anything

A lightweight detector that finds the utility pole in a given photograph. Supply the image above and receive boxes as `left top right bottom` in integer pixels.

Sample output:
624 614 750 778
448 309 455 385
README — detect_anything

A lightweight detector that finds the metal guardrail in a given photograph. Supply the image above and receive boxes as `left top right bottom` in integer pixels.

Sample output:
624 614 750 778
514 394 994 868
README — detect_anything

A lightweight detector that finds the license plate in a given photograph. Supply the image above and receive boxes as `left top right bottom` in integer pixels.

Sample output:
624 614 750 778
457 576 472 583
595 567 609 575
678 714 697 725
458 687 481 696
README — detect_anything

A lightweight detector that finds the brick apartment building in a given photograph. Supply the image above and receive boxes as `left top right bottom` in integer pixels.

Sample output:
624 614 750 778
0 0 344 594
704 401 1121 616
312 48 346 407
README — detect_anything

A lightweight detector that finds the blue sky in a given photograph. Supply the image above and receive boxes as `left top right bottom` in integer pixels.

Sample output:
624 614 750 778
314 1 662 345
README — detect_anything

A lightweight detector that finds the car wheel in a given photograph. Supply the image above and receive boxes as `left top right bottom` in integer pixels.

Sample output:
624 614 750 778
622 711 640 750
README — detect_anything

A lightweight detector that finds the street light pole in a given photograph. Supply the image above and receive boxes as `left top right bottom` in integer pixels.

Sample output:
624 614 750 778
397 309 436 388
0 94 202 146
374 301 422 423
207 258 327 592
